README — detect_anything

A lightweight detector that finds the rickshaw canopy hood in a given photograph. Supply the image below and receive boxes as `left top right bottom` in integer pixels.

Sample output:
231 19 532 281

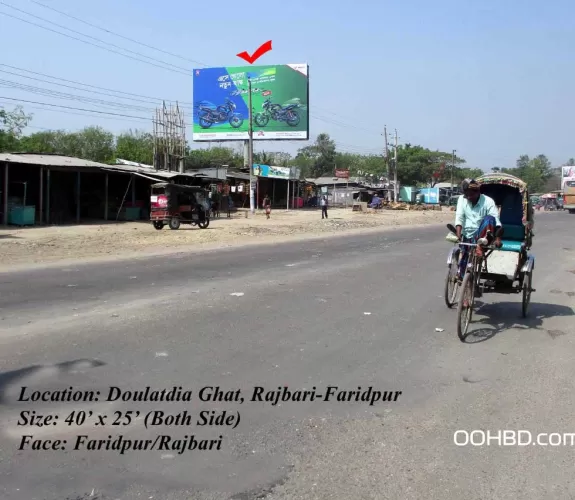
476 172 533 229
476 173 528 194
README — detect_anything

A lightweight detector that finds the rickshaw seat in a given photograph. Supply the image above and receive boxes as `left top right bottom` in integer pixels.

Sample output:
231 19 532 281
499 224 525 252
496 190 526 252
502 224 525 241
500 240 524 252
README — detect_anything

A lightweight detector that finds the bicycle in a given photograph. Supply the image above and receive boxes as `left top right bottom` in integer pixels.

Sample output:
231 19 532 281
447 225 501 341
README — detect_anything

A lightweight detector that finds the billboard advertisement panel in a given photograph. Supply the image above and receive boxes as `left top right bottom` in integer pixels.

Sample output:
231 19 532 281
192 64 309 142
252 165 301 179
335 169 350 179
253 164 290 179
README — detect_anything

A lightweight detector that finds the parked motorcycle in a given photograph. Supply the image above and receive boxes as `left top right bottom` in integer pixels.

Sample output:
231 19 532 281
254 98 301 128
196 98 244 129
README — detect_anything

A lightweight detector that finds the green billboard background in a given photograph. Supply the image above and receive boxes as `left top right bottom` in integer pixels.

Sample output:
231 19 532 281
192 64 309 141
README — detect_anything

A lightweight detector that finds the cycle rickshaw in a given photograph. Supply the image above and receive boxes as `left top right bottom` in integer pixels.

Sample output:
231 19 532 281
443 173 536 340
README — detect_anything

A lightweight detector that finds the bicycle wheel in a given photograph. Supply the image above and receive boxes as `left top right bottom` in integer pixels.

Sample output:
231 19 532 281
444 259 460 308
456 271 475 341
522 271 532 318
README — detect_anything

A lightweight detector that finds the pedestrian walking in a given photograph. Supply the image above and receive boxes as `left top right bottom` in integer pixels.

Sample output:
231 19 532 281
320 195 328 219
263 195 271 219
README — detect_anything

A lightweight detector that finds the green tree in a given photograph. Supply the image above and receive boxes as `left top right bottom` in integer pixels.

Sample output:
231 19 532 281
295 133 336 178
253 150 274 165
115 129 154 164
18 130 67 154
186 146 243 169
18 127 115 163
395 144 466 186
0 105 33 152
0 105 32 137
74 126 115 163
270 151 292 167
501 154 554 192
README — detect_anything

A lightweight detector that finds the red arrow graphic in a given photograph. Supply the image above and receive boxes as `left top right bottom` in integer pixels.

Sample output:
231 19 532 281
237 40 273 64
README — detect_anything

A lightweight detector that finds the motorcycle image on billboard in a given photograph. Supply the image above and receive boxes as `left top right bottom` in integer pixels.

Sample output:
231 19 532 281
192 64 309 142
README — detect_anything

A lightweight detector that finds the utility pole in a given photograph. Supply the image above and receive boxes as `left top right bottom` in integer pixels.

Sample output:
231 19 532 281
393 129 398 202
248 78 255 214
384 126 389 178
451 149 456 194
383 126 390 201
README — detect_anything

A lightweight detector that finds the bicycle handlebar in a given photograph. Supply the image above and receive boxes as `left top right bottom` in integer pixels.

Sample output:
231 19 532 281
457 242 498 250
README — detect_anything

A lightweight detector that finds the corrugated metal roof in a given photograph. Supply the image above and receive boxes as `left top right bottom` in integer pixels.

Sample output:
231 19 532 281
0 153 204 180
104 164 179 179
0 153 111 168
227 171 250 180
308 176 361 185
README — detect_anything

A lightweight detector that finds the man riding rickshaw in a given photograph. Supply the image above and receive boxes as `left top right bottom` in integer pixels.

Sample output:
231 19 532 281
444 174 535 340
453 178 502 281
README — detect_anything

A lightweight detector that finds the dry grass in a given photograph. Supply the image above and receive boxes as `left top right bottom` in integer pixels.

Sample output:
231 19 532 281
0 207 454 269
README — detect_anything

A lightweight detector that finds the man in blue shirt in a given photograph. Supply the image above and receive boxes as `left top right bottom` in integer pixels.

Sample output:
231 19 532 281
455 179 503 279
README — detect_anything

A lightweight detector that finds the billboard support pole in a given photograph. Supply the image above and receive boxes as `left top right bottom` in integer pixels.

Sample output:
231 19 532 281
384 125 389 179
248 77 255 214
393 129 398 202
451 149 456 194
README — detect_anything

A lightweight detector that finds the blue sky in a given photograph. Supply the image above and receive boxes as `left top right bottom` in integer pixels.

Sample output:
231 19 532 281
1 0 574 169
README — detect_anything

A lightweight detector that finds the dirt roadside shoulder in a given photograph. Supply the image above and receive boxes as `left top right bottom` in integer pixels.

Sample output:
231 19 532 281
0 208 455 273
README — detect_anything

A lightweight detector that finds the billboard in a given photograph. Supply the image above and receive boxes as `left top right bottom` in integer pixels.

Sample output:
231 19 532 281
335 169 350 179
192 64 309 142
252 164 301 179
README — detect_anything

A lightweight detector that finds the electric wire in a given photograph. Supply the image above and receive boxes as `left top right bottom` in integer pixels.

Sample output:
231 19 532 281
5 3 378 129
28 0 207 67
0 8 191 76
1 3 393 150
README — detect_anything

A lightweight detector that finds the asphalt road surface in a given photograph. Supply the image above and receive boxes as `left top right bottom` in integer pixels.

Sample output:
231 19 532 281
0 212 574 500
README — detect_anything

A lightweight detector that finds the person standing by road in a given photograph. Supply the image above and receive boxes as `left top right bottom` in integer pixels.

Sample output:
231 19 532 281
320 195 328 219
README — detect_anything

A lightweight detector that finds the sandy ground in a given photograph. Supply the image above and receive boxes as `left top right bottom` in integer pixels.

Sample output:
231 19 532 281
0 207 454 270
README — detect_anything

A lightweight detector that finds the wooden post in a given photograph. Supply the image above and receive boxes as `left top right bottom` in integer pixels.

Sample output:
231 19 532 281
76 171 81 223
46 169 50 224
104 173 109 221
2 164 8 225
39 167 43 224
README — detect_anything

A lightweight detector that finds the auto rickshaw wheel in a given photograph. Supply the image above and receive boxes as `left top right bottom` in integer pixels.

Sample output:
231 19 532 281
153 221 164 230
198 219 210 229
169 218 181 230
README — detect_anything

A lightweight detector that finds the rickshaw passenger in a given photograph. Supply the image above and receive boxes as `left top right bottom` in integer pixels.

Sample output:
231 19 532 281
454 179 503 279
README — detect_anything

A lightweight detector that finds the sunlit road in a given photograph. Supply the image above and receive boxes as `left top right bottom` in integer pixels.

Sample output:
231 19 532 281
0 212 573 500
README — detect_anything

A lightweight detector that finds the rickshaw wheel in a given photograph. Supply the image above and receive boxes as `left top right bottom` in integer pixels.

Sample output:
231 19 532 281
522 272 532 318
169 218 181 230
444 256 460 308
456 272 475 341
198 219 210 229
153 221 164 230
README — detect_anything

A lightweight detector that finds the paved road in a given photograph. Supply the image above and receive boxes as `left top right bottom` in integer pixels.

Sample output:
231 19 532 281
0 212 574 500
